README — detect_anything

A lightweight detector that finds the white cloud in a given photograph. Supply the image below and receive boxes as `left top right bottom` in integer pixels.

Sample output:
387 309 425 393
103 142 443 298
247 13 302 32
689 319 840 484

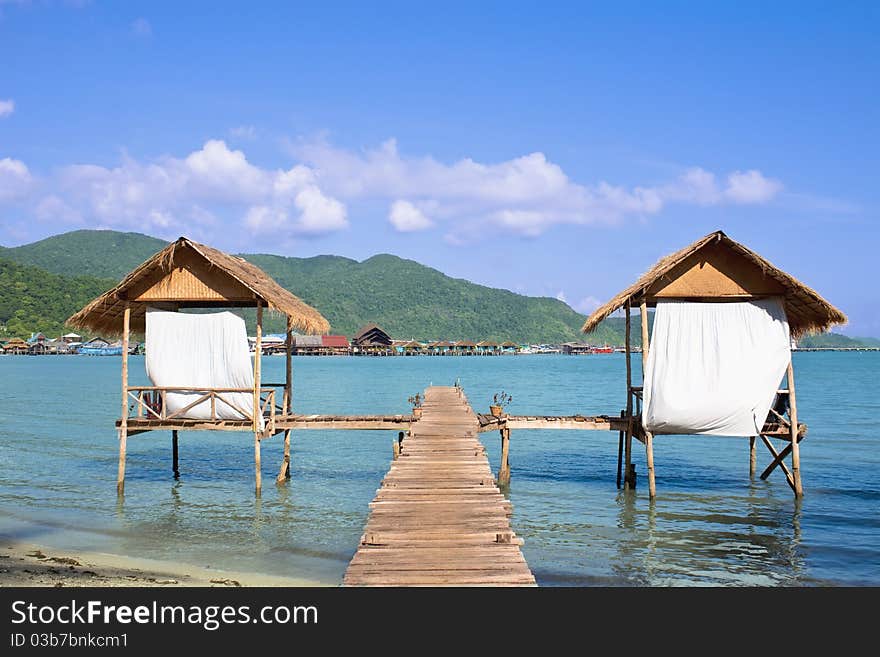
0 99 14 118
291 138 783 237
292 186 348 235
389 200 433 232
0 157 32 200
0 137 784 243
131 17 152 38
244 187 348 237
44 140 348 236
555 290 567 303
574 296 602 314
229 125 257 140
724 169 783 203
35 195 81 223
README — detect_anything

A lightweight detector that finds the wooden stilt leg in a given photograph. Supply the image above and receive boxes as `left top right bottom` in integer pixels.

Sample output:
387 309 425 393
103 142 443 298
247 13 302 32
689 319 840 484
117 303 131 496
276 429 291 482
616 410 624 489
645 430 656 499
624 429 634 489
253 301 263 497
172 430 179 479
787 363 804 497
116 428 127 496
498 428 511 485
749 436 756 477
254 434 262 496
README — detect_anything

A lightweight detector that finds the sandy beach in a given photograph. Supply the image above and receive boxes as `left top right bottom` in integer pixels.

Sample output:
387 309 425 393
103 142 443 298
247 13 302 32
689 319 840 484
0 541 324 588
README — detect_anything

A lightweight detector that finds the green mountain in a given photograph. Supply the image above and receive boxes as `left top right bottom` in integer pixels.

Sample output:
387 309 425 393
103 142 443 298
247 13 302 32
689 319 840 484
244 252 592 341
2 229 875 347
0 230 167 279
1 230 594 342
798 333 880 348
0 258 115 338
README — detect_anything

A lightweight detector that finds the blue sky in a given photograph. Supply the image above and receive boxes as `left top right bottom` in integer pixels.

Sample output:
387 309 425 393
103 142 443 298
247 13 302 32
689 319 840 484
1 1 877 335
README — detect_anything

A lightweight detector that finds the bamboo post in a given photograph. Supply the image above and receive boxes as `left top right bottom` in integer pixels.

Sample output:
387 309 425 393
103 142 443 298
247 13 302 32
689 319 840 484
276 430 292 482
616 409 625 489
284 315 293 414
787 362 804 497
749 436 756 477
640 299 652 495
498 427 511 485
645 430 656 499
276 315 294 484
624 300 634 489
117 303 130 496
172 430 179 479
253 301 263 496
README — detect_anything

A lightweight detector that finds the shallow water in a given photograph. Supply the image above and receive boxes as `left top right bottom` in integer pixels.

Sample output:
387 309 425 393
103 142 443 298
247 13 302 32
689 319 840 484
0 352 877 586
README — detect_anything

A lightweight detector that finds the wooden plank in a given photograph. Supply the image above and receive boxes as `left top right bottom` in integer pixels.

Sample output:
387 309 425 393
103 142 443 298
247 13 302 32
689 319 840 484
344 386 535 587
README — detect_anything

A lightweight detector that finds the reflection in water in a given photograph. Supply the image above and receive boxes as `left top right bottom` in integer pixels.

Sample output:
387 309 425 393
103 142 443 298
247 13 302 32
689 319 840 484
608 486 807 586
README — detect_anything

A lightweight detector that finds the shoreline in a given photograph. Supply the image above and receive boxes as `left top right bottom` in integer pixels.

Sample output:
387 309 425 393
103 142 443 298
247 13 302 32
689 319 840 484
0 541 327 588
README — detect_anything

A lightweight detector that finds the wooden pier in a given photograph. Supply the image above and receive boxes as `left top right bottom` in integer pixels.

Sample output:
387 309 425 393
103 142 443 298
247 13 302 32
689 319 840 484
344 386 536 587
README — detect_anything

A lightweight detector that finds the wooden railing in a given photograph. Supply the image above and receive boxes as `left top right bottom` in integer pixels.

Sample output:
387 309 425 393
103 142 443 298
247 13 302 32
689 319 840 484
126 386 279 433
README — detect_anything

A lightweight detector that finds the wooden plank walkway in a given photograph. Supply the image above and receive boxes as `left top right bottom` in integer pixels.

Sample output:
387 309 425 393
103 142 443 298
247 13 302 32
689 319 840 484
344 386 536 586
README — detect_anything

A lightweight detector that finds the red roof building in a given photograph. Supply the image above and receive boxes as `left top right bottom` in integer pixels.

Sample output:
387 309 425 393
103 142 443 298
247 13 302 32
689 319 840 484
322 335 350 348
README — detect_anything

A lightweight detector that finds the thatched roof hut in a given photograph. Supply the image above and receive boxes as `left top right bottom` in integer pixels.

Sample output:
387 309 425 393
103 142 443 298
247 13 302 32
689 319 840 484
581 230 845 338
67 237 329 336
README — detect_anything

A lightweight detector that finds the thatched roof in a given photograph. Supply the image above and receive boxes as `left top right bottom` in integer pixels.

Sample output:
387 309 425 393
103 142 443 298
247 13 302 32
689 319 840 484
68 237 330 336
581 230 846 338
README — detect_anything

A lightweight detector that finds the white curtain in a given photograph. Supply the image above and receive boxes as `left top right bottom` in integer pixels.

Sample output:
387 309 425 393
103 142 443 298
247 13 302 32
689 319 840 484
642 298 790 436
145 309 262 428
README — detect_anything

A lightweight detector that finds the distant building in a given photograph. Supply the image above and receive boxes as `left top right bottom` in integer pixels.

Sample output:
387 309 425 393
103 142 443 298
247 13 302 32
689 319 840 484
562 342 592 355
352 323 393 355
61 332 83 344
321 335 351 355
476 340 500 355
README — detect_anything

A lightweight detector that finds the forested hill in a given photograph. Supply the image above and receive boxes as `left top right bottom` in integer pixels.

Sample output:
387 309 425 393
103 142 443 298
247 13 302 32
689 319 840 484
1 229 871 346
0 230 601 342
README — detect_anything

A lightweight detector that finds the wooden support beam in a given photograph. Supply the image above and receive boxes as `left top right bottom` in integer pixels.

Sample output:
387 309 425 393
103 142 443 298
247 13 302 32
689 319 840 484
276 429 291 482
172 430 179 479
624 299 634 490
787 362 804 497
254 301 263 496
117 303 130 496
645 430 656 499
616 410 625 489
760 434 804 481
498 427 511 485
760 435 796 492
640 299 650 373
749 436 756 477
284 315 293 414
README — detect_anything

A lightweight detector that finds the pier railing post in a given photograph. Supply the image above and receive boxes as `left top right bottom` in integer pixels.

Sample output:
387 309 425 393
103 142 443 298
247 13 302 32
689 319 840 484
498 427 511 485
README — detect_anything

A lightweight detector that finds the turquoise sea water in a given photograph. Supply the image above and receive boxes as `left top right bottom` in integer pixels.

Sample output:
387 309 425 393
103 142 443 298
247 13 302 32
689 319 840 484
0 353 877 586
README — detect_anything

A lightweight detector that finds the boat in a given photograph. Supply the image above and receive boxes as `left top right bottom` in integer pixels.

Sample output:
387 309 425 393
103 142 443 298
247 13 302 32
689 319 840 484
79 345 124 356
590 345 614 354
